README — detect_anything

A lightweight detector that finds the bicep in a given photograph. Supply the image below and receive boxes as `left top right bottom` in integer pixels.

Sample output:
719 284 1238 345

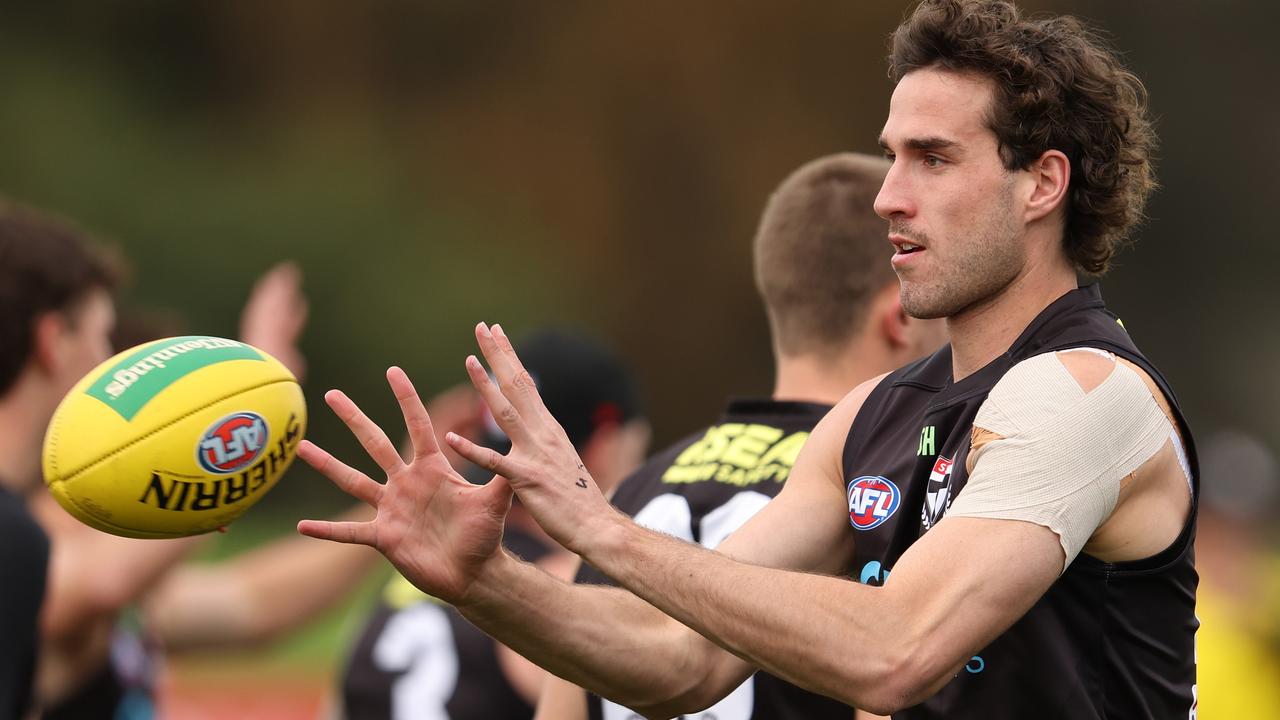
718 381 878 574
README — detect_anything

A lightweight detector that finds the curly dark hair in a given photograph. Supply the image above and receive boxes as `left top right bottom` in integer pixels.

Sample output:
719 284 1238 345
890 0 1157 275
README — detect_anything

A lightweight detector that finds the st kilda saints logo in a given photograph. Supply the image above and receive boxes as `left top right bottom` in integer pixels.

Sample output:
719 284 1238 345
922 455 955 530
846 476 901 530
197 412 269 474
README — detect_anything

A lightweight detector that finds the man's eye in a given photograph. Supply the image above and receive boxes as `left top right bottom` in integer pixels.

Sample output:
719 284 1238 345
924 155 944 168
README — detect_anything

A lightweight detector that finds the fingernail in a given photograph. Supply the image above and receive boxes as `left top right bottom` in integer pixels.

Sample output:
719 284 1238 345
493 323 505 337
445 432 459 444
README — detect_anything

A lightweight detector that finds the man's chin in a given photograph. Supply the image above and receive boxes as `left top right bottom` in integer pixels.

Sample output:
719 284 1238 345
900 289 951 320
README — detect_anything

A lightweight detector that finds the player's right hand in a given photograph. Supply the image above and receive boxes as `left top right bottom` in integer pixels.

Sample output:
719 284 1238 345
443 323 624 558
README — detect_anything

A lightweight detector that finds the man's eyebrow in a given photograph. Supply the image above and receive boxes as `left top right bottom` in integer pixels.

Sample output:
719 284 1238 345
877 135 960 152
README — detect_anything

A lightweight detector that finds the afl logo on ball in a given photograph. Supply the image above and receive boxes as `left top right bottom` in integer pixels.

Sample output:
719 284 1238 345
847 476 901 530
197 412 269 474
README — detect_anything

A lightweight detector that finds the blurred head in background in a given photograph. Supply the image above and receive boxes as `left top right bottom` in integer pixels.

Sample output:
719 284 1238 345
0 201 119 490
754 152 947 396
1193 429 1280 717
1199 430 1280 546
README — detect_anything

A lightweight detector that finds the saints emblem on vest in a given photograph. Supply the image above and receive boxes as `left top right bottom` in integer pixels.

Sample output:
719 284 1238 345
922 455 955 530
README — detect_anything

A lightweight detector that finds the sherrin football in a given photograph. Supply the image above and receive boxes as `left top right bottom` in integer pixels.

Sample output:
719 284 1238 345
42 336 306 538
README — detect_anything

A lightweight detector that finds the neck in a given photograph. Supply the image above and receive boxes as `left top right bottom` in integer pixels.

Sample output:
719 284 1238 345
947 253 1077 381
773 338 890 406
0 380 53 494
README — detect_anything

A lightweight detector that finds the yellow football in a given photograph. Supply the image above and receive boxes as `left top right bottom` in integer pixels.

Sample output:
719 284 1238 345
42 336 306 538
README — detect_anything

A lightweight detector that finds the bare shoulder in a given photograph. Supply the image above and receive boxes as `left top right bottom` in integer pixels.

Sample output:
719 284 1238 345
1054 349 1179 427
718 373 890 573
826 372 892 431
1052 348 1116 392
800 373 892 491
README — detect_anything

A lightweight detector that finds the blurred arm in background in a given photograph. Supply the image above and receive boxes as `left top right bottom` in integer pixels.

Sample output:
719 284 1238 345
238 261 309 380
142 504 381 652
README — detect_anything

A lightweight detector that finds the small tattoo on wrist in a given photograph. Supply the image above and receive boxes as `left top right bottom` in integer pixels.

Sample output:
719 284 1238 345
576 478 589 489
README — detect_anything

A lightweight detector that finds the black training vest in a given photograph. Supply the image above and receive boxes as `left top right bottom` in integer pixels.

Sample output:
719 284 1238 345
841 285 1199 719
578 399 852 720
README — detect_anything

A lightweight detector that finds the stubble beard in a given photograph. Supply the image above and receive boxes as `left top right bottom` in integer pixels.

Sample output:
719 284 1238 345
897 184 1023 320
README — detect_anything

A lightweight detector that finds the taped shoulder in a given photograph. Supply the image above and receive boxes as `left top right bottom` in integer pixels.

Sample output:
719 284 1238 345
951 350 1172 571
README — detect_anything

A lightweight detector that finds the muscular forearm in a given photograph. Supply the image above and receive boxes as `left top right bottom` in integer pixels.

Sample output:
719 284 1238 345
457 550 754 713
583 517 919 715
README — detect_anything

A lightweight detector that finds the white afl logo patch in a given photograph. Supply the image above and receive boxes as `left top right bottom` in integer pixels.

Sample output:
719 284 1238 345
847 476 901 530
197 412 269 474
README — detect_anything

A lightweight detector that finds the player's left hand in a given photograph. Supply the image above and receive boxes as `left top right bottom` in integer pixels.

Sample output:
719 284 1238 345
444 322 621 555
296 367 514 604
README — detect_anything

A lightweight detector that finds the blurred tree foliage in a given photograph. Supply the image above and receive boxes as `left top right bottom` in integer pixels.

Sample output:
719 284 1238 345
0 0 1276 528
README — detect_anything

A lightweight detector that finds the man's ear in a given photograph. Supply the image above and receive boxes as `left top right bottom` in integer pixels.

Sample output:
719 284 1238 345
31 310 68 375
876 284 909 350
1024 149 1071 224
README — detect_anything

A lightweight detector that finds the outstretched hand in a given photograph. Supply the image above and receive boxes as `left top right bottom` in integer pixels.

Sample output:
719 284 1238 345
443 323 621 556
240 261 309 380
296 367 514 604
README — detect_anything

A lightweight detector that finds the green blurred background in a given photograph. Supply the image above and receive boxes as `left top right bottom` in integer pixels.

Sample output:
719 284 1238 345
1 0 1276 715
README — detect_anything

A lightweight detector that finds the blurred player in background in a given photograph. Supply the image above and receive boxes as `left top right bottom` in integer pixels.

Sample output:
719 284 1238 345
535 153 946 720
0 202 119 719
341 327 650 720
1194 430 1280 718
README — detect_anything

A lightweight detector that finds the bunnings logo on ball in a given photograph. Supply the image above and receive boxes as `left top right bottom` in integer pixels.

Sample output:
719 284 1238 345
197 412 269 474
85 336 264 421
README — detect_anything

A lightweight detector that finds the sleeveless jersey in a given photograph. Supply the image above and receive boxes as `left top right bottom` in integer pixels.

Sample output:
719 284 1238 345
577 399 852 720
0 485 48 720
41 612 157 720
342 528 553 720
841 285 1199 719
